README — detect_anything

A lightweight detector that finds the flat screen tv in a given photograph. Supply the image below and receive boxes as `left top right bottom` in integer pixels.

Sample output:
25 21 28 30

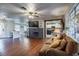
29 21 39 27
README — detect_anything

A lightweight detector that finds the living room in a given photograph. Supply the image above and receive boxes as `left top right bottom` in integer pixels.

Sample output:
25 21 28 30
0 3 79 56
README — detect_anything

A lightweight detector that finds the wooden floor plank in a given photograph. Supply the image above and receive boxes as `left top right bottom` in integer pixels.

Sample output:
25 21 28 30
0 38 44 56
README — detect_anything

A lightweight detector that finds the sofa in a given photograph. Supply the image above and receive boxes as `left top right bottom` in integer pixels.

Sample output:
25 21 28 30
39 34 78 56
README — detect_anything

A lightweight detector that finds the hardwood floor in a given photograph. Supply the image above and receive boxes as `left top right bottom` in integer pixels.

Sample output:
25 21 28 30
0 38 44 56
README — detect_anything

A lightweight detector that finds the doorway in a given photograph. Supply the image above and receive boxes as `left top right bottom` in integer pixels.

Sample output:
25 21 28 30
0 22 5 38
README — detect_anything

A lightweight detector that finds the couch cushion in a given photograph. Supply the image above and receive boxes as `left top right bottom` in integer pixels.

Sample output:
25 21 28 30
39 44 50 56
49 39 61 48
47 48 68 56
45 38 54 45
65 41 77 55
56 39 67 50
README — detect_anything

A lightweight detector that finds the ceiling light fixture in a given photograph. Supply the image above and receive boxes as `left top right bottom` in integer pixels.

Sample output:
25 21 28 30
20 4 39 19
27 11 39 19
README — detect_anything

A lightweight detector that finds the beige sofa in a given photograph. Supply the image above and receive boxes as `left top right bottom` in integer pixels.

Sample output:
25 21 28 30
39 35 78 56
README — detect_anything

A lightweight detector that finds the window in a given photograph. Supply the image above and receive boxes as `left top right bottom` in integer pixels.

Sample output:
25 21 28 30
14 24 20 31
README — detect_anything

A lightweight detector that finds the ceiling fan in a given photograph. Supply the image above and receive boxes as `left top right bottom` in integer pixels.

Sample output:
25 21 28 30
11 3 45 19
20 6 40 19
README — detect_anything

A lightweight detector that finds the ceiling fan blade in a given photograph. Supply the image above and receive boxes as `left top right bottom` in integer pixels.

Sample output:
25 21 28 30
11 3 27 10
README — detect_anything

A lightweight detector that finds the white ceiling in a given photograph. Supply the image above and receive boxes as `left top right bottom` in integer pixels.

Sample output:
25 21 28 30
0 3 74 20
